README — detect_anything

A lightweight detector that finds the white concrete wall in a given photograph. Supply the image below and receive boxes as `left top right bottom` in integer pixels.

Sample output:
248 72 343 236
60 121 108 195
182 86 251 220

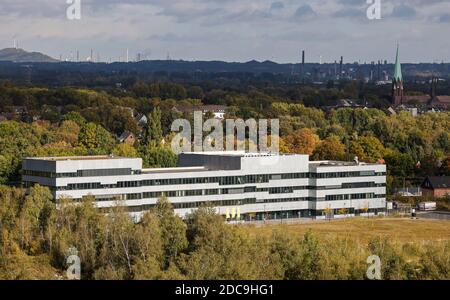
23 154 387 220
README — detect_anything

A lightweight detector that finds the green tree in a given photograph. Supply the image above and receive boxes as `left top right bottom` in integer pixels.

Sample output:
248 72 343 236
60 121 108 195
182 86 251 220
153 197 187 267
112 143 139 158
62 111 86 127
142 147 177 168
312 135 346 161
350 135 386 163
145 107 163 146
78 122 115 155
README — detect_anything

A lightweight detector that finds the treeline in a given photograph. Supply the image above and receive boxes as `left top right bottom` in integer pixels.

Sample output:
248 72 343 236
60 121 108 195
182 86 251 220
0 185 448 280
0 114 176 184
1 82 450 190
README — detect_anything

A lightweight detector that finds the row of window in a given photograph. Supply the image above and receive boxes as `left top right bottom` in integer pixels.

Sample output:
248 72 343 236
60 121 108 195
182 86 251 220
111 205 385 216
102 197 314 213
56 181 385 193
85 190 383 203
324 193 386 201
23 168 138 178
25 169 385 182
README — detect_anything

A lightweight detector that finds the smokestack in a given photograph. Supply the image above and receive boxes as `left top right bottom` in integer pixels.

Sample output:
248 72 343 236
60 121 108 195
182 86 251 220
301 50 305 82
339 56 343 77
334 60 337 78
377 60 381 81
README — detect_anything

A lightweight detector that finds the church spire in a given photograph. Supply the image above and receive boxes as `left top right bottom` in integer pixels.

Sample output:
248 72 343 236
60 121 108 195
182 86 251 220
393 44 402 82
392 44 404 106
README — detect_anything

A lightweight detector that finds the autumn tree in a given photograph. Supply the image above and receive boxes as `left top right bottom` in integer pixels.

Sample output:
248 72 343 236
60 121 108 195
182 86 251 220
312 135 346 161
78 122 115 155
350 135 386 163
152 197 188 267
280 128 320 155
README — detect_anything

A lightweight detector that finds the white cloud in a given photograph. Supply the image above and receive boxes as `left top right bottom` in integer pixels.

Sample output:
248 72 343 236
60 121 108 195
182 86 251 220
0 0 449 63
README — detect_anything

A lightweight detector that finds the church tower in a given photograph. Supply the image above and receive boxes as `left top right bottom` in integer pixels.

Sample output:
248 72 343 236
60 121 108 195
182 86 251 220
392 45 403 106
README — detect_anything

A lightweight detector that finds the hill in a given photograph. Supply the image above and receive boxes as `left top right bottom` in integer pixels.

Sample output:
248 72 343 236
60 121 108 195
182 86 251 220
0 48 58 63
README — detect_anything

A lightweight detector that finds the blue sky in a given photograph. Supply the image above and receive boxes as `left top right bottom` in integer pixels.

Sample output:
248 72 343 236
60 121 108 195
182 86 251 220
1 0 450 63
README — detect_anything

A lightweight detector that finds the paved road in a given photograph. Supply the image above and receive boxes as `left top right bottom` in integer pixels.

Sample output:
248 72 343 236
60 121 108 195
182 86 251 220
417 211 450 220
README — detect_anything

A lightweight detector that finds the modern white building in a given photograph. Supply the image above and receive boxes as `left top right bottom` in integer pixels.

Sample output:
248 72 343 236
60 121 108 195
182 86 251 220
22 152 386 221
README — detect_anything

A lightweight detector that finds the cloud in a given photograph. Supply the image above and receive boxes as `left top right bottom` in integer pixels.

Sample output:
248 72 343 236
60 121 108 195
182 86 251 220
0 0 450 63
439 13 450 23
332 8 364 18
292 4 317 21
390 4 417 18
270 2 284 11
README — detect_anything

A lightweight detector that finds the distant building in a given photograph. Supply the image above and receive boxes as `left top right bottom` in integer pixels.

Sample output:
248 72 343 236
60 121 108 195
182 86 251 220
134 113 148 127
173 105 228 119
392 46 450 109
393 187 422 197
387 107 397 116
421 176 450 198
118 131 136 145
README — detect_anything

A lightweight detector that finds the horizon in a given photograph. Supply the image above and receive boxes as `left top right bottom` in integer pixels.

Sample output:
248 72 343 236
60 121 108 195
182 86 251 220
1 46 449 65
1 1 450 64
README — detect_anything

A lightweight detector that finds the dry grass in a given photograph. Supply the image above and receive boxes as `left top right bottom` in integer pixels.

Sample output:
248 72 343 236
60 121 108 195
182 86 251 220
241 217 450 243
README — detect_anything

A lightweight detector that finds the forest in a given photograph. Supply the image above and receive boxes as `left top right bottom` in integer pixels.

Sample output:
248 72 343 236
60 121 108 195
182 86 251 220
1 78 450 280
1 80 449 191
0 186 449 280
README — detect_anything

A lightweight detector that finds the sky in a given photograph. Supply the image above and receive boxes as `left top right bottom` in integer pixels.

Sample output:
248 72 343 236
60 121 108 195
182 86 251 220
1 0 450 63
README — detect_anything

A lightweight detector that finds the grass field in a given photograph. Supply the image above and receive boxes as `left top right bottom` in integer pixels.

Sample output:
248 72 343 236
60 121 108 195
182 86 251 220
243 217 450 243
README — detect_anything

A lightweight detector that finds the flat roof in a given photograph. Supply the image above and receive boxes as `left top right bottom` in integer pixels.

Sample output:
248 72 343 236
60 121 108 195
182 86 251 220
310 161 383 167
180 151 305 157
141 166 209 174
24 155 133 161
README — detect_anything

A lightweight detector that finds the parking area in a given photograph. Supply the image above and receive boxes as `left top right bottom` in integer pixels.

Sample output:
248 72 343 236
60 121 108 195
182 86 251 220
417 211 450 220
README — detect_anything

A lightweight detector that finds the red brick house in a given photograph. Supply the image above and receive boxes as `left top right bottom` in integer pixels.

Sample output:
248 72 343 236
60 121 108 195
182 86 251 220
118 131 136 145
421 176 450 198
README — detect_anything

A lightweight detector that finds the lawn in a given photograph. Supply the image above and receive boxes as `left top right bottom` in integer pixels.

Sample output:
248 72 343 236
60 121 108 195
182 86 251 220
242 217 450 243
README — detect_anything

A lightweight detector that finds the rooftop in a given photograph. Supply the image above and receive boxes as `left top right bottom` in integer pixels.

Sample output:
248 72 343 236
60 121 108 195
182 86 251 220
180 151 305 158
25 155 132 161
310 160 382 167
141 166 208 174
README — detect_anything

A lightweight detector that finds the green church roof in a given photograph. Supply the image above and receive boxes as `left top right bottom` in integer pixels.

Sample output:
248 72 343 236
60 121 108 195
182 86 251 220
393 45 402 81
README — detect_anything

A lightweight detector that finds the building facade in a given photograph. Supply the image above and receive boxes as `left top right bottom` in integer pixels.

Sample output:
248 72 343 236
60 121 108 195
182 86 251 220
392 46 450 108
22 152 387 221
421 176 450 198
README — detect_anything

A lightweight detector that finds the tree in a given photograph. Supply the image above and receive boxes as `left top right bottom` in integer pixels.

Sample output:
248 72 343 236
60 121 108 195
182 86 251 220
362 203 369 218
280 128 320 155
367 237 409 280
62 111 86 127
312 135 346 161
55 120 80 145
440 156 450 176
324 206 333 221
153 197 188 267
350 135 385 163
78 122 115 155
131 212 164 279
145 107 163 146
142 147 177 168
112 143 139 158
